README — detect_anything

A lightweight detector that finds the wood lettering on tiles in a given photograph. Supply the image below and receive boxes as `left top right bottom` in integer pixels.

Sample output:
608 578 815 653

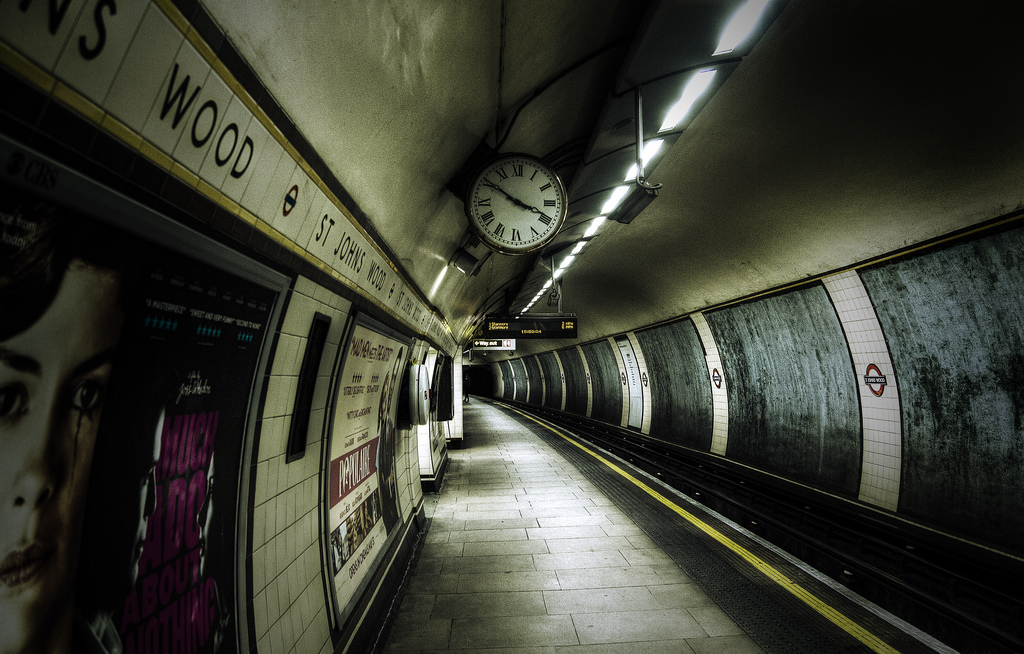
9 0 257 184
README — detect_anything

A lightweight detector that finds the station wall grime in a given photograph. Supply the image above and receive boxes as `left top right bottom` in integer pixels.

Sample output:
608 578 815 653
492 219 1024 553
511 359 529 403
581 340 622 426
539 352 563 410
860 226 1024 547
635 320 714 450
706 285 862 494
525 356 543 405
560 348 589 416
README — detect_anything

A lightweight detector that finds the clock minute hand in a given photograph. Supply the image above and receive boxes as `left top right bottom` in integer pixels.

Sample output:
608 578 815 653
482 180 532 211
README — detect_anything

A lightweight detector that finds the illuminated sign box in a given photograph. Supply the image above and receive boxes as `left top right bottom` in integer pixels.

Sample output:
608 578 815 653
480 314 578 339
472 339 516 350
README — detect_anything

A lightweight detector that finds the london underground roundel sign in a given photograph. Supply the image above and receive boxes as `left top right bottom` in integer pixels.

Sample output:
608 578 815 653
864 363 887 397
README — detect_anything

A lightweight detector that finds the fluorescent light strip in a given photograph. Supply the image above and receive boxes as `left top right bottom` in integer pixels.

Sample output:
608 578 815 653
624 139 665 180
601 186 631 214
714 0 771 56
429 265 447 297
659 69 717 132
584 216 606 237
571 242 585 255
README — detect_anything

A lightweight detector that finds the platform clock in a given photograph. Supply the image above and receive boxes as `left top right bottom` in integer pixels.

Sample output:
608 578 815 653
465 153 567 255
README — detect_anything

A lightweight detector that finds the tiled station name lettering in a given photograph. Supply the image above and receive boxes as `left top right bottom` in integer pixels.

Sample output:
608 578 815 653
21 0 255 183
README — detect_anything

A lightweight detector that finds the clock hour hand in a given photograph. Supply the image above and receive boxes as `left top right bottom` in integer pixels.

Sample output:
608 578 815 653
525 205 554 223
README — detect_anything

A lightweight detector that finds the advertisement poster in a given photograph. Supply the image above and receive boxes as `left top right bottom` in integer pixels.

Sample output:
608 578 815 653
325 319 410 625
1 166 282 654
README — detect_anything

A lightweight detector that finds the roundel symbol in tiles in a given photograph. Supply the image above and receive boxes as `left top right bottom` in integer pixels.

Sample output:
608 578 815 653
283 184 299 216
864 363 887 397
712 368 722 388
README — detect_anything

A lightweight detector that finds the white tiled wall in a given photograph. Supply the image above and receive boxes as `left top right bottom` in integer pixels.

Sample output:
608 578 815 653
535 355 547 406
577 345 593 418
552 351 567 411
252 276 351 654
626 332 653 435
450 355 464 444
822 271 902 511
0 0 449 340
691 312 730 456
608 337 629 429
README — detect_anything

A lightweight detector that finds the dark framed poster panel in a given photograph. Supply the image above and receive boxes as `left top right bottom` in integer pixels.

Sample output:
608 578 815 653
0 136 289 654
322 313 411 630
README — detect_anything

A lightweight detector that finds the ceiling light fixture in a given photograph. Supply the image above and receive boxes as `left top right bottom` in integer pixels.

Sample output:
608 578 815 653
601 186 631 214
584 216 606 237
571 242 586 255
659 69 717 132
450 247 480 275
429 266 448 297
714 0 772 56
625 139 665 181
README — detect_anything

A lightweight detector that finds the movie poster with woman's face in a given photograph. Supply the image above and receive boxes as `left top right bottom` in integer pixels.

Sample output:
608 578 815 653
0 173 282 654
325 320 409 625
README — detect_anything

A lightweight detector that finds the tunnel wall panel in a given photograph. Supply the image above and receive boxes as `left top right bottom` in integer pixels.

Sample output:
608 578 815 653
510 358 529 403
498 360 515 400
581 340 623 426
525 356 543 405
636 320 715 450
706 284 862 494
560 347 589 416
860 227 1024 548
539 352 563 410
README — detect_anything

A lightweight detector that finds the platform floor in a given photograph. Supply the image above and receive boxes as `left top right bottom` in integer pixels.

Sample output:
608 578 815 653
381 400 949 653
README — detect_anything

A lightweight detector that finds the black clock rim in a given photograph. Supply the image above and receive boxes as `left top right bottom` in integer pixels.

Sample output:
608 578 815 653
463 152 568 255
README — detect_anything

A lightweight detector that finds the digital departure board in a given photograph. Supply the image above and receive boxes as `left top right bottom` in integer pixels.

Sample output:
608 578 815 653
480 314 578 339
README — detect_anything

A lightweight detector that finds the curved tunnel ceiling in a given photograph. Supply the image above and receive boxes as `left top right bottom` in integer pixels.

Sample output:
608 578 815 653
204 0 1024 361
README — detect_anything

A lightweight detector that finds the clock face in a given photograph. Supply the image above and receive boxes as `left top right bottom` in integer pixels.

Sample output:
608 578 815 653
465 154 567 254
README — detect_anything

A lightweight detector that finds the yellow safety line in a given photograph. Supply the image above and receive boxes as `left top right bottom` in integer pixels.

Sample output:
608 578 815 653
502 403 901 654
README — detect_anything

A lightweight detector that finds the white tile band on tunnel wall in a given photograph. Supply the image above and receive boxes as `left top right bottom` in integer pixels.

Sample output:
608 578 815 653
526 359 533 403
535 355 547 405
608 337 630 429
0 0 450 343
822 271 902 512
553 350 568 411
626 332 653 435
577 345 594 418
691 312 730 456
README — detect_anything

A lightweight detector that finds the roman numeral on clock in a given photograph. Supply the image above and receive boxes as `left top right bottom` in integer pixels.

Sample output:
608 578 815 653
511 228 521 242
537 213 552 225
493 222 506 238
480 211 494 226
